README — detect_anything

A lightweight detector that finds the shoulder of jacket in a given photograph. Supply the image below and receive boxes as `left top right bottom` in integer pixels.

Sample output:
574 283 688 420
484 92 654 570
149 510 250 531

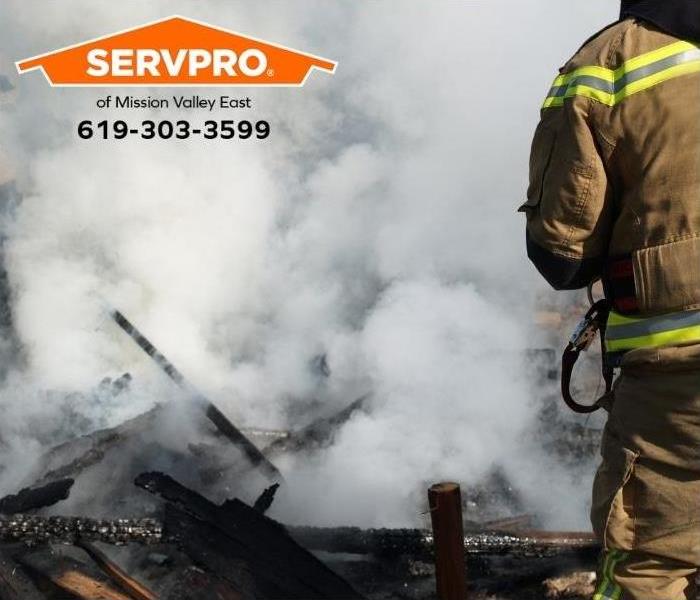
562 18 684 73
561 20 632 72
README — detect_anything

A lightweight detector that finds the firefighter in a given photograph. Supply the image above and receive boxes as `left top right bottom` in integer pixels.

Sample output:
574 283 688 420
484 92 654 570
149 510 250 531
520 1 700 598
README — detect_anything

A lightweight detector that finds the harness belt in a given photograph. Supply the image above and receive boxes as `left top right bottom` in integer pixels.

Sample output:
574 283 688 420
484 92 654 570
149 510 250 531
561 301 700 413
561 247 700 413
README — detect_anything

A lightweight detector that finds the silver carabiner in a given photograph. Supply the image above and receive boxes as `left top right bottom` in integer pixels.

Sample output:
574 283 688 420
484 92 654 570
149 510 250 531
569 315 600 351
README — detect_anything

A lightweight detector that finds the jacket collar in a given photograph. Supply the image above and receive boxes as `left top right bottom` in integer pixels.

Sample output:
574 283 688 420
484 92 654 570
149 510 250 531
621 0 700 42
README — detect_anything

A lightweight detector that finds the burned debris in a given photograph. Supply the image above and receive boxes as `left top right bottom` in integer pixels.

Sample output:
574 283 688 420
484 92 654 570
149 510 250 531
0 308 604 600
111 309 282 481
0 479 74 515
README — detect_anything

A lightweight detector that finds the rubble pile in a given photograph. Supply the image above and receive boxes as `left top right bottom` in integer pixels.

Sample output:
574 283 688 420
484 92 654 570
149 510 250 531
0 308 604 600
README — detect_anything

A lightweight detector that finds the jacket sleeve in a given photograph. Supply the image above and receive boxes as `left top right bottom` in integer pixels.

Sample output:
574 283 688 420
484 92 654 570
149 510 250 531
519 95 614 291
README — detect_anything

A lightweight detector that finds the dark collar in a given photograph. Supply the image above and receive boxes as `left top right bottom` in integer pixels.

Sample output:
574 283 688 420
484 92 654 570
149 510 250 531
621 0 700 42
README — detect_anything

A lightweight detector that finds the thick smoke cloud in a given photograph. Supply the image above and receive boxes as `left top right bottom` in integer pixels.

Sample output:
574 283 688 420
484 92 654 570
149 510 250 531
0 2 613 527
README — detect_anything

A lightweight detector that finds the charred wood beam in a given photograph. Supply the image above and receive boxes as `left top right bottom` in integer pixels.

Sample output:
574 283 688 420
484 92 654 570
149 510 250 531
253 483 280 515
33 406 163 487
135 471 365 600
163 504 263 600
17 548 136 600
33 407 281 490
76 541 158 600
0 511 598 564
0 546 44 600
0 515 162 546
111 310 281 481
287 526 599 561
0 479 74 515
263 395 369 456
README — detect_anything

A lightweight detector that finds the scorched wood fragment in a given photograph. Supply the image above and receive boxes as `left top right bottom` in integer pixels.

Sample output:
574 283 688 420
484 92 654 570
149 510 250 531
263 395 370 456
0 547 43 600
135 471 365 600
31 407 163 487
0 479 74 515
18 548 136 600
76 541 158 600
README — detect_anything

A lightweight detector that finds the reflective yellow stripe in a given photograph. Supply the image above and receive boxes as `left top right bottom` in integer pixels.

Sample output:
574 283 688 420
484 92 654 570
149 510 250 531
615 61 700 104
543 40 700 108
555 65 616 86
605 324 700 353
605 308 700 352
621 40 696 72
593 550 627 600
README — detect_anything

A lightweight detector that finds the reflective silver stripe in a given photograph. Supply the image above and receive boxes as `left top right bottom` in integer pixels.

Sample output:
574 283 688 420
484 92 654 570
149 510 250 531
547 84 568 98
544 45 700 107
614 48 700 91
606 310 700 341
547 76 613 98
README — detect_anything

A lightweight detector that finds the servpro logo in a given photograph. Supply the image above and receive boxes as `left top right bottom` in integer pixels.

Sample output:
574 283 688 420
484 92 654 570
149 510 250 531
15 16 337 87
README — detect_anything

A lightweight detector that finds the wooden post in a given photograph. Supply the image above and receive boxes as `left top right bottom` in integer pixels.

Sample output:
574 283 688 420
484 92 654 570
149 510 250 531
428 482 467 600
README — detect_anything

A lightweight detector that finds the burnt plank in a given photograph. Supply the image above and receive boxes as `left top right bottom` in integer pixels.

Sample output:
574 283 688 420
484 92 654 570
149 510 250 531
263 395 369 456
33 407 162 487
136 472 364 600
17 548 134 600
0 479 74 515
163 505 258 600
76 541 157 600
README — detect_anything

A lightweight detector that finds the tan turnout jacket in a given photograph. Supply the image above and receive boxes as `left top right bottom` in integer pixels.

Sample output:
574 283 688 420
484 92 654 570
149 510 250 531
522 18 700 318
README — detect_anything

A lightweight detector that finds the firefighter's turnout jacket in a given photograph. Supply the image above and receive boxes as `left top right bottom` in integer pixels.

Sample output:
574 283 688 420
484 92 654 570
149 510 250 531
522 16 700 599
521 18 700 368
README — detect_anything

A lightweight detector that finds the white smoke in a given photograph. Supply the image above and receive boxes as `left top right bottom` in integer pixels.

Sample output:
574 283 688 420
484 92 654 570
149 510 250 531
0 1 614 527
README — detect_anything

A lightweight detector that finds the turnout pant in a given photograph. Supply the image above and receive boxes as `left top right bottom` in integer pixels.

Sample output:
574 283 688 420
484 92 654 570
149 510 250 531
591 364 700 600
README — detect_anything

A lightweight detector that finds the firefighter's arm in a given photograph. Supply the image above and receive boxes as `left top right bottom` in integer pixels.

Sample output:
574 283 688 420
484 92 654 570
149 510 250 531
519 97 613 290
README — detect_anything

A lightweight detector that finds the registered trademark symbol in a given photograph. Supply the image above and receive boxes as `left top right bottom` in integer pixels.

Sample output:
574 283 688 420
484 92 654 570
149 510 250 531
267 69 274 77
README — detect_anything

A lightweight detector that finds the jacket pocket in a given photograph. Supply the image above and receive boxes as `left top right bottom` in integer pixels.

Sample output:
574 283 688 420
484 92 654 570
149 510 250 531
591 427 639 551
518 121 557 214
633 234 700 314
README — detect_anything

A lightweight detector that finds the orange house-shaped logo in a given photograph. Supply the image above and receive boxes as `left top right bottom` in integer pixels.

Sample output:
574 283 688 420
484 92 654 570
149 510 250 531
16 16 337 86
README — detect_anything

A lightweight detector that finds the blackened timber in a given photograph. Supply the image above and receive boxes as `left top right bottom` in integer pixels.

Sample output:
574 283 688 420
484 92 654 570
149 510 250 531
111 310 280 480
163 505 260 600
33 406 162 486
76 541 158 600
17 548 135 600
0 515 162 546
0 547 44 600
286 526 599 561
253 483 280 514
263 395 369 456
135 471 364 600
0 479 74 514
